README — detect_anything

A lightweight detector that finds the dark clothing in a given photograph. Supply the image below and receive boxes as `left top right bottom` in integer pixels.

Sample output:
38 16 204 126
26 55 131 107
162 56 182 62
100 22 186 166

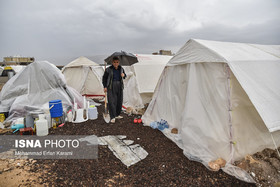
102 65 126 119
107 81 123 119
102 65 126 89
113 68 121 81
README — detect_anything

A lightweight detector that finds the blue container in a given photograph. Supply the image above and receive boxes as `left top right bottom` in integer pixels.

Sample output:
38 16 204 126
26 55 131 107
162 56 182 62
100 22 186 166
49 100 63 118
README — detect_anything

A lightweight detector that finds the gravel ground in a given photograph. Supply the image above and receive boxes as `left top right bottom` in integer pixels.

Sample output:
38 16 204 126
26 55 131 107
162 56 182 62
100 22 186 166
26 104 256 187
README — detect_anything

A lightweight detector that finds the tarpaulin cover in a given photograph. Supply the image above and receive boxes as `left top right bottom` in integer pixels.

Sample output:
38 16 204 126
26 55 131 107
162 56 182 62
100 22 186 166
0 61 83 124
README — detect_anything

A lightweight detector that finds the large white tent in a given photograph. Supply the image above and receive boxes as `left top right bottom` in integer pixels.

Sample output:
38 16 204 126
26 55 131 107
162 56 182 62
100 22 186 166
142 39 280 182
123 54 172 109
62 56 104 97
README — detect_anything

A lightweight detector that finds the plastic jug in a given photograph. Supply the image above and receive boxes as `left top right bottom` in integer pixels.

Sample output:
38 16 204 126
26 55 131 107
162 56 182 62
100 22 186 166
36 114 48 136
88 107 98 120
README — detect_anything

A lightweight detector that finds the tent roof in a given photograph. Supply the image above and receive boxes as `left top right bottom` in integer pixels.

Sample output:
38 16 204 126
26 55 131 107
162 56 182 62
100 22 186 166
168 39 280 132
133 54 172 93
168 39 279 66
63 56 100 70
135 54 173 65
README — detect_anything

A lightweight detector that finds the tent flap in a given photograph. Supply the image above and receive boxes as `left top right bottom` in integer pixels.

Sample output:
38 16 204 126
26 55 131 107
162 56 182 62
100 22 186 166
228 60 280 132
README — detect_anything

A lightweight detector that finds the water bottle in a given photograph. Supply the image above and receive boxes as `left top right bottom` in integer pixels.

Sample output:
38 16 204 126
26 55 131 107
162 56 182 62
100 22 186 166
150 121 158 129
157 120 165 131
163 120 169 129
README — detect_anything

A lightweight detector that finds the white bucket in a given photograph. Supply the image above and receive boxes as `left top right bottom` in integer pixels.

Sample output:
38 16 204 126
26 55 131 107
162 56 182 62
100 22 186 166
88 107 98 120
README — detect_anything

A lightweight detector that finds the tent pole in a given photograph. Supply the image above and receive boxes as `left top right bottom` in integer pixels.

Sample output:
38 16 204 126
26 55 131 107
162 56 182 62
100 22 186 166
226 65 234 164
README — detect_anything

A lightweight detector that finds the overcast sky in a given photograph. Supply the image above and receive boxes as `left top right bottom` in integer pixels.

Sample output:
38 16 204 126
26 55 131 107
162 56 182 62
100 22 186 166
0 0 280 65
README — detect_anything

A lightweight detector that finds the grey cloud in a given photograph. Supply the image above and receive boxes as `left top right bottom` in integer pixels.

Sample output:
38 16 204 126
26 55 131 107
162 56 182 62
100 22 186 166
0 0 279 65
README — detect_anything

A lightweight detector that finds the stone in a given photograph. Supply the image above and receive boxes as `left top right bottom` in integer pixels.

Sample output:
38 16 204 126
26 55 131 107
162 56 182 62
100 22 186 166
171 128 178 134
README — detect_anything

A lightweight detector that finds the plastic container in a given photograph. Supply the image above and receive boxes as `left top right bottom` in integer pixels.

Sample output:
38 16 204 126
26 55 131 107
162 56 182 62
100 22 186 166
157 122 165 131
0 113 5 123
164 122 169 129
88 107 98 120
36 114 49 136
25 114 34 128
11 124 24 133
67 110 73 122
49 100 63 118
0 106 9 119
150 121 158 129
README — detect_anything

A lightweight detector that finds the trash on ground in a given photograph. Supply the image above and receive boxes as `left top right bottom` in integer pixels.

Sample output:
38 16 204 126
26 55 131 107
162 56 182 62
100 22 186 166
98 135 148 167
150 119 169 131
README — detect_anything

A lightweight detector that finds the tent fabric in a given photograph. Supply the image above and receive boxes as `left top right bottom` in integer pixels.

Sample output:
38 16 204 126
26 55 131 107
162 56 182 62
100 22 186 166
167 39 280 132
123 66 143 109
62 56 104 96
142 39 280 182
123 54 172 109
134 54 173 93
0 61 83 123
62 56 100 68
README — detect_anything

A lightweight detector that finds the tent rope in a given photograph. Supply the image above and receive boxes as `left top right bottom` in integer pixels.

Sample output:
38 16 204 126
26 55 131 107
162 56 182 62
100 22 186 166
270 133 280 158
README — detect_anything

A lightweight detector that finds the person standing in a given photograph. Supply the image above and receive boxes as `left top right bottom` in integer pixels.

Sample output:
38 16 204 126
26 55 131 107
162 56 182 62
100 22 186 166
102 56 126 123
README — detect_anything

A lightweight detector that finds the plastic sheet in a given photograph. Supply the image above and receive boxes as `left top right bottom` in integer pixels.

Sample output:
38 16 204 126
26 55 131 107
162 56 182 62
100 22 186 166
98 135 148 167
0 61 83 125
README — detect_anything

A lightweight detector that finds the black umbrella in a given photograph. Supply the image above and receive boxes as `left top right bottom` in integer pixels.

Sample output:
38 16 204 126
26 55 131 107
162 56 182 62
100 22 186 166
104 51 138 66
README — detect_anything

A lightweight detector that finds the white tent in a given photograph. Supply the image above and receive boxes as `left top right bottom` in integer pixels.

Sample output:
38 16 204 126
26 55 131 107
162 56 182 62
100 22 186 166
123 54 172 109
142 39 280 182
62 56 104 97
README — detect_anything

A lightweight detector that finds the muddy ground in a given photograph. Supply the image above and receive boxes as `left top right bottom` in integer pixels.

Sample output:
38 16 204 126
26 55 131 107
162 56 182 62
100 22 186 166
236 149 280 186
0 102 279 186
